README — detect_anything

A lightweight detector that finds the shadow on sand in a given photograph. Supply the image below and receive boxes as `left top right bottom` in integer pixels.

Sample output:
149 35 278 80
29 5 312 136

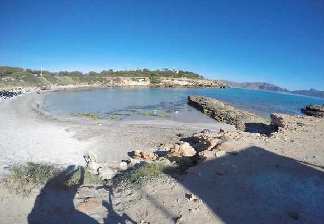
102 186 136 224
244 122 278 135
28 165 99 224
28 166 136 224
179 146 324 223
28 146 324 224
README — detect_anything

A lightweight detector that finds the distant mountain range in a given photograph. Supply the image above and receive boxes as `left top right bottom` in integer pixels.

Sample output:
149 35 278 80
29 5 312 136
291 89 324 99
223 81 324 99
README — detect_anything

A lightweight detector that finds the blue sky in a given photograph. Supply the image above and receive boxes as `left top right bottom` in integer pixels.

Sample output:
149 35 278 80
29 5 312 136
1 0 324 90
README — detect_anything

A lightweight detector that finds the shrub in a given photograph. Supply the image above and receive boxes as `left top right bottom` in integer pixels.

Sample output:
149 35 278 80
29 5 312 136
3 162 59 196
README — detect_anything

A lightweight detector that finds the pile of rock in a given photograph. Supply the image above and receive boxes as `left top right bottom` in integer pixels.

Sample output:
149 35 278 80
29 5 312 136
0 89 23 100
301 105 324 118
128 150 158 161
84 128 261 181
270 113 307 133
188 96 268 131
128 129 238 165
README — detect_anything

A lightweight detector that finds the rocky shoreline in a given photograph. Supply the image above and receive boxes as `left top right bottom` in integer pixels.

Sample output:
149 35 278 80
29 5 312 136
187 95 270 132
70 102 324 224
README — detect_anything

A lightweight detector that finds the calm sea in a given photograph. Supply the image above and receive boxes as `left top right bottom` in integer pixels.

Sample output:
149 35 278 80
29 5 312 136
43 88 324 122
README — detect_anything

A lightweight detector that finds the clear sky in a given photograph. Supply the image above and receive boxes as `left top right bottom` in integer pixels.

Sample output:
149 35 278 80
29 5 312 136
1 0 324 90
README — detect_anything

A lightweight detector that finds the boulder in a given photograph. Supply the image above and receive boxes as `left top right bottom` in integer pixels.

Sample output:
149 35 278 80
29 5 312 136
271 113 288 128
301 104 324 118
179 142 197 157
305 104 324 112
170 142 196 157
182 129 224 152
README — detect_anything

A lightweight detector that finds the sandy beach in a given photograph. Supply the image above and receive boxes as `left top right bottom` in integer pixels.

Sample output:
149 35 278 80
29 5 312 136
0 92 232 175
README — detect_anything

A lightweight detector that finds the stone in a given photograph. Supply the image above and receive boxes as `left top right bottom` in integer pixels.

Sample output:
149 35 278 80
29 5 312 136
84 152 116 180
271 113 288 128
185 193 199 202
207 138 222 150
83 153 102 175
170 142 196 157
215 150 226 158
179 142 196 157
119 161 128 170
198 150 216 160
182 130 224 152
129 150 158 161
174 144 180 152
305 104 324 112
174 215 183 224
301 104 324 118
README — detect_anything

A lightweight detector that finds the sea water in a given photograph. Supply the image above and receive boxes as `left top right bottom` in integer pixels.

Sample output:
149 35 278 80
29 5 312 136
43 88 324 122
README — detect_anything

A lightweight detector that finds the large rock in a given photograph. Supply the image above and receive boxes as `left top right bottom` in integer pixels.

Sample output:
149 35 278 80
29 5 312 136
270 113 288 128
188 96 267 131
169 142 197 157
181 129 223 152
271 113 305 130
83 152 116 180
301 104 324 118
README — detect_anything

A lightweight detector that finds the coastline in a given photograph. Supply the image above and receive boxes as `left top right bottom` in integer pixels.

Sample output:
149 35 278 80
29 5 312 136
1 88 324 224
0 91 233 176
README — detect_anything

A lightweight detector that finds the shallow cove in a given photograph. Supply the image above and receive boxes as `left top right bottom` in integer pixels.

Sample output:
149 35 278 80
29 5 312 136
42 88 324 122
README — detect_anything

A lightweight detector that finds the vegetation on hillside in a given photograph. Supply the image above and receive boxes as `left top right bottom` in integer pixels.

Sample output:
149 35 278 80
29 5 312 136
0 66 203 88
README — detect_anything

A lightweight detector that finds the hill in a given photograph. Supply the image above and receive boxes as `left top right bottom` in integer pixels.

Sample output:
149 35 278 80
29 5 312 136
222 81 288 92
0 66 204 89
223 80 324 99
291 89 324 99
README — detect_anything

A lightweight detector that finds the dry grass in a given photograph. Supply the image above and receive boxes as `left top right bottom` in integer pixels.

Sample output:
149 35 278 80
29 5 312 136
3 162 59 196
2 162 103 196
